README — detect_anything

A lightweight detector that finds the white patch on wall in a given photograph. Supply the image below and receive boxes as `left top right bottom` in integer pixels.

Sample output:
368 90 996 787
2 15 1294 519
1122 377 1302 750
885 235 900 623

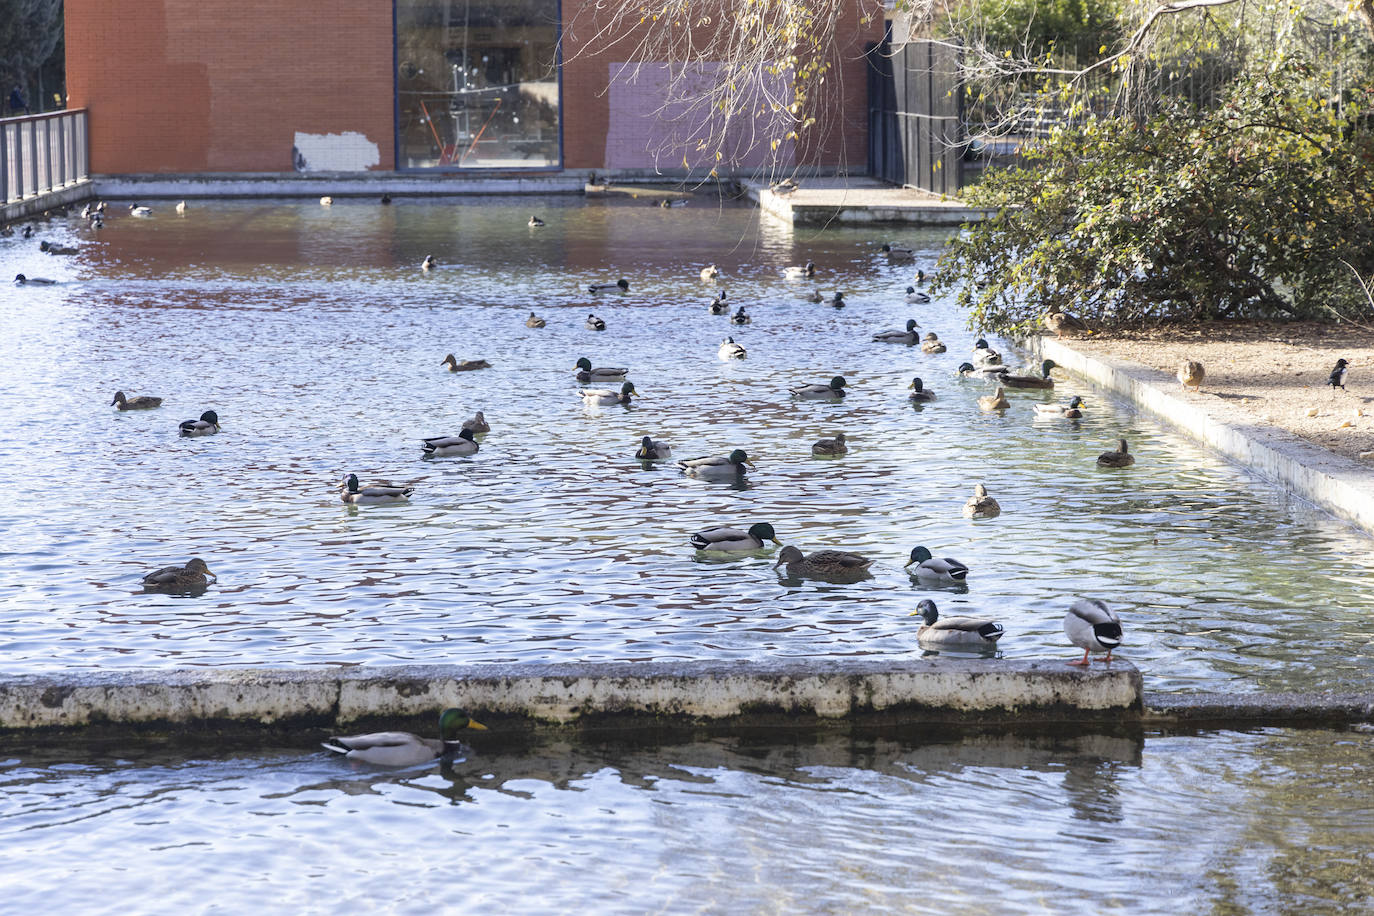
292 132 380 172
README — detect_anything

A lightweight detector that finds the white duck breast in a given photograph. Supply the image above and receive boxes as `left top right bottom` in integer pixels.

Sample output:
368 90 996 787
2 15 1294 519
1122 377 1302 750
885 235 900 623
718 337 747 359
1064 598 1123 664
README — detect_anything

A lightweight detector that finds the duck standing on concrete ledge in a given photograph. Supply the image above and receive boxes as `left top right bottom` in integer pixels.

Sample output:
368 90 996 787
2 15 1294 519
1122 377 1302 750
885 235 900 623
1064 598 1122 666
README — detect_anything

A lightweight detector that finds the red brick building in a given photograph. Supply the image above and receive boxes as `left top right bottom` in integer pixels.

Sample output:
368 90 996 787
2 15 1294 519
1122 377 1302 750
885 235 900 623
65 1 882 176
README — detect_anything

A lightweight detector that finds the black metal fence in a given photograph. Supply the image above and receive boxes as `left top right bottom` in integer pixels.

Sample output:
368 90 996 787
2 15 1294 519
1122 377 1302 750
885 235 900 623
867 39 962 195
1 110 89 205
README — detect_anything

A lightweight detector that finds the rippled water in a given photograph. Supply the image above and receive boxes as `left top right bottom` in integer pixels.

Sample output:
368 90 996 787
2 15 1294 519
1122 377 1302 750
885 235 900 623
3 727 1371 913
2 197 1372 689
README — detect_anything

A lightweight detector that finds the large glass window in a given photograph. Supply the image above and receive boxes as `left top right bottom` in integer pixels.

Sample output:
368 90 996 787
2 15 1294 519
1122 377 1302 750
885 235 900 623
397 0 560 169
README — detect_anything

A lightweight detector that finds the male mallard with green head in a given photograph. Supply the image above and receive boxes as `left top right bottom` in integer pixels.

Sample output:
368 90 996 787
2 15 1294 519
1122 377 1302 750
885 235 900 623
323 708 487 766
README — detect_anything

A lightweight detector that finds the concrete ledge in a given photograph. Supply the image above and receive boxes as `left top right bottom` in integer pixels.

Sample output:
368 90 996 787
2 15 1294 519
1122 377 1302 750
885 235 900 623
1029 336 1374 535
1 180 95 224
1144 691 1374 726
741 178 995 227
0 659 1141 732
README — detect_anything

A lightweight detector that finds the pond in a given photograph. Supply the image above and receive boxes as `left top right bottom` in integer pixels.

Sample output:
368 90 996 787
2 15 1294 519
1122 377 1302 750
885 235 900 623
1 196 1372 691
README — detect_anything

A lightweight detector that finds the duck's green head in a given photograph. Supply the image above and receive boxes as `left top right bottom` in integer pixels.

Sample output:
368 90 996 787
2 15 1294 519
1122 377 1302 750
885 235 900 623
774 544 804 567
728 448 753 467
830 376 847 391
621 381 637 396
975 338 990 349
438 707 488 741
916 269 926 283
905 319 918 331
1042 359 1058 377
459 428 475 441
906 286 916 295
910 599 939 624
640 435 654 449
1068 396 1084 408
574 357 593 371
957 362 975 374
905 546 933 567
909 377 924 391
200 410 219 426
748 522 781 545
344 473 361 493
616 278 630 291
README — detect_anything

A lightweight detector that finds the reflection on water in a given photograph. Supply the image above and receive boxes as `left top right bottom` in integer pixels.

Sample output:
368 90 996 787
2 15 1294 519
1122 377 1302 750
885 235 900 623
1 198 1373 691
1 728 1370 913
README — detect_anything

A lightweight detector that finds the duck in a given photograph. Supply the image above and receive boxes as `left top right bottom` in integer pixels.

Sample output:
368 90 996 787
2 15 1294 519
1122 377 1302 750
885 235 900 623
1178 360 1205 393
585 313 607 331
727 304 751 324
700 264 720 280
690 521 780 551
441 355 491 372
322 708 487 766
141 557 216 591
911 599 1003 649
1097 438 1135 468
881 243 915 261
111 390 163 410
528 215 545 228
962 483 1001 519
791 376 847 399
908 377 936 402
128 203 152 217
340 473 414 505
380 194 392 205
1033 395 1085 418
718 337 747 360
40 240 77 255
957 361 1009 379
771 178 799 195
1043 308 1091 337
774 545 874 582
972 339 1003 368
921 333 947 354
14 273 56 286
913 269 927 284
783 261 816 280
999 359 1057 389
828 291 846 308
635 435 672 460
320 196 334 206
588 279 630 294
658 198 688 208
709 291 730 314
800 288 823 303
811 432 847 456
461 411 490 434
873 319 921 344
1064 598 1123 666
175 200 188 215
905 286 930 304
581 381 638 406
904 546 969 584
421 255 437 272
574 358 628 383
678 448 753 479
421 428 479 456
977 387 1010 411
1329 358 1349 391
179 410 220 436
525 311 547 328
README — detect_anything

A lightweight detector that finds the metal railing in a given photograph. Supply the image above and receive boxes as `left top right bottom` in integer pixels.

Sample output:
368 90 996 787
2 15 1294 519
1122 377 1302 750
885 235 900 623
2 109 90 205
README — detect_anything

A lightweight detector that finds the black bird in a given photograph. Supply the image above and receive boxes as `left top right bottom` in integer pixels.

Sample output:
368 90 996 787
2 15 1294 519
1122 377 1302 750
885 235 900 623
1329 358 1349 391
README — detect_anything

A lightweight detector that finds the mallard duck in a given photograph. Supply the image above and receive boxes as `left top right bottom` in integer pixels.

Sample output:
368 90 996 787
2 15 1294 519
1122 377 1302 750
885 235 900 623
957 361 1009 379
179 410 220 436
111 390 163 410
771 178 799 194
588 279 629 294
921 333 947 354
461 411 489 434
340 473 413 504
978 387 1010 411
320 196 333 206
441 355 491 372
322 708 487 766
905 546 969 584
873 319 921 344
811 432 847 456
881 243 915 261
142 557 215 591
1064 598 1122 666
1042 309 1090 337
730 307 751 325
128 203 152 217
1329 358 1349 391
700 264 720 280
783 261 816 280
914 269 927 284
1097 438 1135 468
709 291 730 314
421 255 436 272
774 545 874 582
791 376 847 399
14 273 56 286
581 381 638 406
828 291 846 308
635 435 672 460
528 215 545 228
574 358 628 383
1000 359 1057 389
658 198 688 208
908 377 936 402
1178 360 1205 393
421 428 479 457
525 312 547 328
972 339 1003 367
905 286 930 304
690 521 780 551
175 200 188 215
40 240 77 255
911 599 1003 649
718 337 747 360
678 448 752 478
1033 395 1085 418
800 288 824 303
585 313 607 331
962 483 1001 519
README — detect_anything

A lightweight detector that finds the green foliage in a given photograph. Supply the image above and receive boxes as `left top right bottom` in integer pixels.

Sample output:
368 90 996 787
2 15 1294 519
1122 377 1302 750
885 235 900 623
936 57 1374 333
971 0 1122 60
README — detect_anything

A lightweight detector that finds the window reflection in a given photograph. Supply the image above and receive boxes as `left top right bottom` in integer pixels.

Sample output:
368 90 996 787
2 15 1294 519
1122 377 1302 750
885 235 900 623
397 0 560 169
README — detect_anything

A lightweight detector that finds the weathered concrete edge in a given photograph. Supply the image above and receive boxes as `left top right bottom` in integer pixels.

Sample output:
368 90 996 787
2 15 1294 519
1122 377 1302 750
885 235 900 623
0 659 1140 732
1144 691 1374 726
1027 336 1374 536
1 180 96 224
742 183 996 227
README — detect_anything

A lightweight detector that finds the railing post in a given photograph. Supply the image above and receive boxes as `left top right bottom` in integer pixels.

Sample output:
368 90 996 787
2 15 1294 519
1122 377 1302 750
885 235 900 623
1 121 8 203
57 115 66 187
28 121 39 198
44 118 53 194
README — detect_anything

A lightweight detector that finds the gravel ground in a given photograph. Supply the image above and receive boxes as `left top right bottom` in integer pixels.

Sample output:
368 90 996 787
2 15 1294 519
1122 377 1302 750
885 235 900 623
1056 321 1374 462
